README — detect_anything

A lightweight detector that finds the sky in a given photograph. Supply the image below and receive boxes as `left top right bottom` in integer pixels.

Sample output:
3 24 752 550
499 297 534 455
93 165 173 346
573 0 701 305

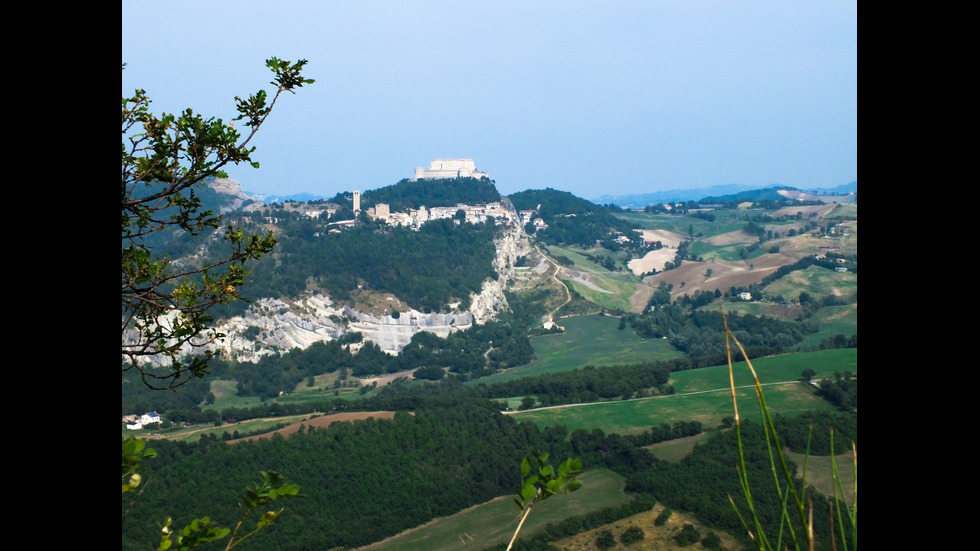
122 1 856 201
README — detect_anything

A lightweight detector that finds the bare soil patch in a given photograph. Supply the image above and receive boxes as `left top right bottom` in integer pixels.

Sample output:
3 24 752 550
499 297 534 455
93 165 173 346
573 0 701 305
358 368 419 388
772 203 839 218
641 253 797 299
627 248 676 275
636 229 687 248
554 503 742 551
228 411 401 443
629 283 656 313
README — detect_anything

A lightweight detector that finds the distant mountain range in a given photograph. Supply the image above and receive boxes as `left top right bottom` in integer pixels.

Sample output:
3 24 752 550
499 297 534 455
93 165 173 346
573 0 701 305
591 181 857 209
246 181 857 210
244 191 325 203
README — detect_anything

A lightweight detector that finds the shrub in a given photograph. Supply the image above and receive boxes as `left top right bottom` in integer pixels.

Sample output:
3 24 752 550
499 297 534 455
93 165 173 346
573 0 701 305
673 523 701 546
620 525 645 545
595 530 616 550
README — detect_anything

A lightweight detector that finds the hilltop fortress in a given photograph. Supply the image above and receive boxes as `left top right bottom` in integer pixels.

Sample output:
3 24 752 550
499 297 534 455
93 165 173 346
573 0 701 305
412 159 488 181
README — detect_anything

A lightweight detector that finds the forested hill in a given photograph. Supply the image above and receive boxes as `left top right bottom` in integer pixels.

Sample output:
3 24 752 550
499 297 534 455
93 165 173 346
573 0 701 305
189 177 510 320
241 218 500 313
328 176 502 212
507 187 639 248
508 187 606 215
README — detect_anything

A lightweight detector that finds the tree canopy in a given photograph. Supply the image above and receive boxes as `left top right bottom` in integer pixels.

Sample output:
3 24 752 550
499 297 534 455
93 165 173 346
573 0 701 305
122 58 314 390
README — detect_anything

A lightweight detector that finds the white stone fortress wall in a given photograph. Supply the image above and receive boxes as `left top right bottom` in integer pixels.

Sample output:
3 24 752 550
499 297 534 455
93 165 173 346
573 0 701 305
412 159 488 180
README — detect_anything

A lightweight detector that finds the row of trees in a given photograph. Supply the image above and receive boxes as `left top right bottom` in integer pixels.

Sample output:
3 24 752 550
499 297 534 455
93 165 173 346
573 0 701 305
471 359 687 406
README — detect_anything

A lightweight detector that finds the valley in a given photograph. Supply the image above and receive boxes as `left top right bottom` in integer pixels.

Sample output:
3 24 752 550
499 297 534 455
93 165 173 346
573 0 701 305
122 176 856 551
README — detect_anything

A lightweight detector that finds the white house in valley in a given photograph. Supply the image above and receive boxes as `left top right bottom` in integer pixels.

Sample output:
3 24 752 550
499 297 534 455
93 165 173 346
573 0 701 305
125 411 162 430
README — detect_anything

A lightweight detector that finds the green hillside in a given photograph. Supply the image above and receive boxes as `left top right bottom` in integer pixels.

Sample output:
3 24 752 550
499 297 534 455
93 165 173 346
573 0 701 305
124 182 857 551
509 349 854 434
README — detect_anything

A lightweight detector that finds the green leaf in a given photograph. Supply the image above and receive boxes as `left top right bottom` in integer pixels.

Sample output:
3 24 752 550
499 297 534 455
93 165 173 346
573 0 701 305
521 483 537 502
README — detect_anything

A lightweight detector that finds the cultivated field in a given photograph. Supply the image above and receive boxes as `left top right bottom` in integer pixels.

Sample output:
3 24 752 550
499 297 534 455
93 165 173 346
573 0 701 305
508 349 856 434
354 469 632 551
227 411 401 443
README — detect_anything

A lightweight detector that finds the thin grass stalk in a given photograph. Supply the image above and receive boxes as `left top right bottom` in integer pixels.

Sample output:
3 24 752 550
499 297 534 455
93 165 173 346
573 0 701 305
849 443 857 549
724 313 772 550
723 309 814 550
729 325 810 546
829 429 857 551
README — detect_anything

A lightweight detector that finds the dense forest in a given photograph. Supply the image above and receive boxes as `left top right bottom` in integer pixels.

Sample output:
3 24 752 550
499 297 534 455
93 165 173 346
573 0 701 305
213 214 501 315
122 401 854 551
626 298 809 368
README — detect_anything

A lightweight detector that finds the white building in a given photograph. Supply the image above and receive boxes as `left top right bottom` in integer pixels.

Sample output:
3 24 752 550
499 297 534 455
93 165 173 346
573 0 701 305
412 159 488 181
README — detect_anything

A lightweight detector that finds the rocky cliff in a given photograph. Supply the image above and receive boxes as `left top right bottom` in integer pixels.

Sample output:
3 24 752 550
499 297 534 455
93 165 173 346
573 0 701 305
204 201 533 361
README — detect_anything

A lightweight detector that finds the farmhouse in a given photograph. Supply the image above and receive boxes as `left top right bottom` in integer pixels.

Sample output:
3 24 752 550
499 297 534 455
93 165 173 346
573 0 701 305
125 411 162 430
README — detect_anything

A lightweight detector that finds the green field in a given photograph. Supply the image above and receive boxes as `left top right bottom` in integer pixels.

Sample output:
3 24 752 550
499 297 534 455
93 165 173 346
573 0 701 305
764 265 857 302
796 305 858 349
509 349 856 434
544 244 641 312
612 211 747 238
475 314 684 385
360 468 630 551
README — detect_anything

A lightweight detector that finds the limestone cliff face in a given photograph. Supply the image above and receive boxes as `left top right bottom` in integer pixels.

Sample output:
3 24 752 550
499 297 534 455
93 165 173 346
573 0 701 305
209 178 257 213
203 207 533 361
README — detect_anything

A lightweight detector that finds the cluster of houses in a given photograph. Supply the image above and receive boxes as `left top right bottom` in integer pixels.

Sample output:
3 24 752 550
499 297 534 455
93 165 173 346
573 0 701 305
294 200 522 235
815 253 849 273
123 411 161 430
363 201 519 229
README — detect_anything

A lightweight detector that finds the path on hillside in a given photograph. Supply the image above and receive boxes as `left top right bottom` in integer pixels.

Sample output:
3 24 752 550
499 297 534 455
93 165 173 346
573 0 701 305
535 246 572 323
503 379 807 414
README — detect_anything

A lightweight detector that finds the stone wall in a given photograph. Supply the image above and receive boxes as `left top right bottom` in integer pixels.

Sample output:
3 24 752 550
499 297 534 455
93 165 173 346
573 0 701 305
412 158 488 180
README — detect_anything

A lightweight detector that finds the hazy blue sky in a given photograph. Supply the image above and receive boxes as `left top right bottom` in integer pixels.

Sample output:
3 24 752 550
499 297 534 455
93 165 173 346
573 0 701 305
122 1 856 200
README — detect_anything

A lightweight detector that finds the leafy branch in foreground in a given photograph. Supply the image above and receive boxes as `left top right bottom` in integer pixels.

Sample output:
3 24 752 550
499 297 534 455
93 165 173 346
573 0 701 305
506 449 583 551
722 309 856 551
122 436 157 496
123 437 302 550
122 58 314 390
157 470 302 551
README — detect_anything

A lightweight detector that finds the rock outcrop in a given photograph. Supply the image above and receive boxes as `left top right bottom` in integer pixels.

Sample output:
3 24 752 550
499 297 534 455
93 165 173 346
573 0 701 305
127 195 535 365
204 202 532 361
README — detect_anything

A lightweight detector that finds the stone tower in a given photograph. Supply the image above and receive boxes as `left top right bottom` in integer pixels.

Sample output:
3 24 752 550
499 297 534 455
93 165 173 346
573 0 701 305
353 190 361 213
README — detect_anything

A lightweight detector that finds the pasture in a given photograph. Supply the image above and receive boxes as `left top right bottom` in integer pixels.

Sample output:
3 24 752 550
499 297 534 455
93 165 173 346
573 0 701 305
764 265 857 302
355 468 631 551
544 244 644 313
476 314 684 385
509 349 856 434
